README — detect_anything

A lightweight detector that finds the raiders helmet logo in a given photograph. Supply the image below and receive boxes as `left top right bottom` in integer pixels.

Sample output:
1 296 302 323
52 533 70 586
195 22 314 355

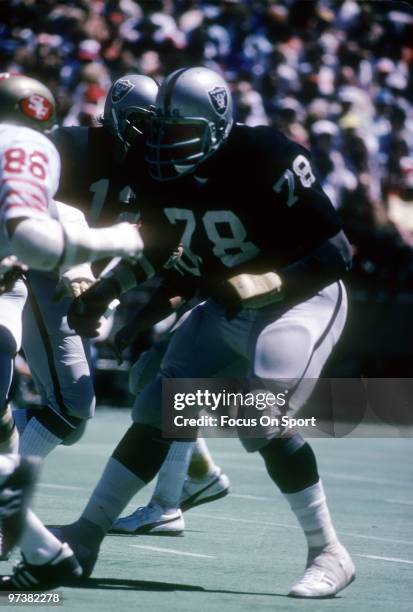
111 79 134 103
20 94 53 121
208 87 228 115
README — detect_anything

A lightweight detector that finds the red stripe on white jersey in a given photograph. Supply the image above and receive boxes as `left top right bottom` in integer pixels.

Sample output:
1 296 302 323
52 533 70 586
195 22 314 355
3 201 47 214
1 176 48 202
0 189 47 213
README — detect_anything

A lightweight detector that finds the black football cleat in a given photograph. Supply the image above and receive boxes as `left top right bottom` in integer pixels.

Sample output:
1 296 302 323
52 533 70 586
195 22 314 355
0 544 82 591
48 519 103 578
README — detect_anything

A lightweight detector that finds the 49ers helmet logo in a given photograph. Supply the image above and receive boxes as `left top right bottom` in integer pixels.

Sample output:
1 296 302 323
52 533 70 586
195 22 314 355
208 87 228 115
20 94 53 121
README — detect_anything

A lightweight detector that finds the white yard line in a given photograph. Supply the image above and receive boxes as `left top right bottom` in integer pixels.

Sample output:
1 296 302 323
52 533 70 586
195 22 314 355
231 493 275 501
339 531 413 546
190 511 303 530
190 511 413 546
37 484 412 547
129 544 215 559
220 460 411 487
322 471 411 487
38 483 86 491
356 554 413 565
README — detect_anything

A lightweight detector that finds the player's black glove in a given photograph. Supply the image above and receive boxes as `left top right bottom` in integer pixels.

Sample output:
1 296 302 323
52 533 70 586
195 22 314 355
112 324 147 365
67 277 121 338
0 256 28 295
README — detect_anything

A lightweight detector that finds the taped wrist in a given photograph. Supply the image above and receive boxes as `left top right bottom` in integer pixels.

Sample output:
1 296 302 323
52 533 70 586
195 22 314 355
228 272 283 308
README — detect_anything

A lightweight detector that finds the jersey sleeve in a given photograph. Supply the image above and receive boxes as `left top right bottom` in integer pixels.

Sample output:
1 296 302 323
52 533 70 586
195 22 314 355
55 200 89 227
248 129 351 300
0 126 60 224
261 133 342 257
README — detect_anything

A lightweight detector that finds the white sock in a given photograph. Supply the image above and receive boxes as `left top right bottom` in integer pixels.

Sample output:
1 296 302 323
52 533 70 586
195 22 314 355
284 480 339 550
0 405 19 453
0 453 20 484
18 418 62 458
151 441 194 510
187 437 216 480
81 458 146 532
12 408 29 435
20 510 69 565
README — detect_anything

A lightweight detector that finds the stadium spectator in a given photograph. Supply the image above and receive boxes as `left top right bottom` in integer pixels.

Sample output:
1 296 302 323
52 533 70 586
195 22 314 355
2 0 413 375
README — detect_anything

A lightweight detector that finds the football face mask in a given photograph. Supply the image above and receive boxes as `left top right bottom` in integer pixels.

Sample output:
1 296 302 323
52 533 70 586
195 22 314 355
146 116 214 181
103 74 158 151
122 107 153 146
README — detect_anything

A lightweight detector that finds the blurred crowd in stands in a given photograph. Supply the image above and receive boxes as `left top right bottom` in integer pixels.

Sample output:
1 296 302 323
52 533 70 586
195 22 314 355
2 0 413 384
2 0 413 287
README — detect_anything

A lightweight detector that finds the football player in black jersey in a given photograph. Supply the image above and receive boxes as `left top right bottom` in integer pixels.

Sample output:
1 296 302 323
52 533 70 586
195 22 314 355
53 67 355 598
53 75 232 533
52 74 159 227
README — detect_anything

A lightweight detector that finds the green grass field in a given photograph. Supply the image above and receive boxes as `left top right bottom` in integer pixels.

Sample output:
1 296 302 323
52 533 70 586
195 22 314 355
2 408 412 612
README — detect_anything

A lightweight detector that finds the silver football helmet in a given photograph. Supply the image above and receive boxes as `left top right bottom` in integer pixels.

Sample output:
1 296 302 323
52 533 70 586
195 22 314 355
146 67 233 181
103 74 158 149
0 73 56 133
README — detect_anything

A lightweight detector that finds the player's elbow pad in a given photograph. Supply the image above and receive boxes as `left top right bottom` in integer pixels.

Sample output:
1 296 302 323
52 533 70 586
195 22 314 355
10 218 144 272
9 217 65 271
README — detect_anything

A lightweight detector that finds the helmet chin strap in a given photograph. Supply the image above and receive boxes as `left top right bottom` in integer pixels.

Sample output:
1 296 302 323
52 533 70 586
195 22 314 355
111 108 122 142
174 163 197 175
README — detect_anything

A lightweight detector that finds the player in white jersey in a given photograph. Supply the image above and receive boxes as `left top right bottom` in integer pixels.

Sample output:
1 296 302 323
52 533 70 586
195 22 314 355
11 74 160 459
0 74 143 453
13 201 96 458
0 74 144 589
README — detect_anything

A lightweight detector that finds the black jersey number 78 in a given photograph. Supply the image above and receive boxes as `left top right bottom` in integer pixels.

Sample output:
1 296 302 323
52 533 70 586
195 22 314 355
273 154 316 207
